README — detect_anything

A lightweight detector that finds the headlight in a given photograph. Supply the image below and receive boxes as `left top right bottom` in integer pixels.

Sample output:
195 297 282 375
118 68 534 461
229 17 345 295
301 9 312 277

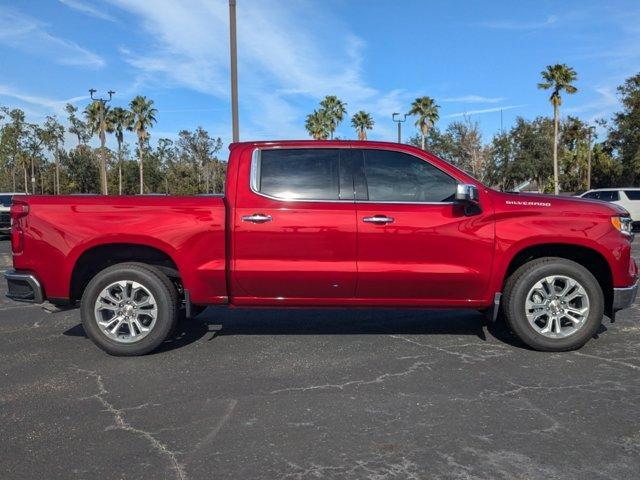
611 216 633 237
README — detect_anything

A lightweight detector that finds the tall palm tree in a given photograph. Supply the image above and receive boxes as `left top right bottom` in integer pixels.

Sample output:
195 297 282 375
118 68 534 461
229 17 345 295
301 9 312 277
85 100 110 194
128 96 157 194
538 63 578 195
408 96 439 150
319 95 347 139
305 110 331 140
350 111 374 140
107 107 132 195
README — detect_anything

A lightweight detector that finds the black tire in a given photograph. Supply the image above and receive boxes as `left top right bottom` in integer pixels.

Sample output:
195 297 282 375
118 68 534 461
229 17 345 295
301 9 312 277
81 262 178 356
502 257 604 351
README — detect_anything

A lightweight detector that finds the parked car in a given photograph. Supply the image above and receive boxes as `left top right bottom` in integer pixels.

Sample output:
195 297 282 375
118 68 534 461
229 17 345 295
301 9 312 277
0 193 20 236
5 141 638 355
578 188 640 230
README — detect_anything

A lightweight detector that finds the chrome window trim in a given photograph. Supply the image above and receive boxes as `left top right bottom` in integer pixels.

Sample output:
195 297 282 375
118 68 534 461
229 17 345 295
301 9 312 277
249 147 464 206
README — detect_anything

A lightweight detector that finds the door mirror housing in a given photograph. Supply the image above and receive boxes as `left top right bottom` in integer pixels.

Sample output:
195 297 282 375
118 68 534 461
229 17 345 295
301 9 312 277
455 184 479 203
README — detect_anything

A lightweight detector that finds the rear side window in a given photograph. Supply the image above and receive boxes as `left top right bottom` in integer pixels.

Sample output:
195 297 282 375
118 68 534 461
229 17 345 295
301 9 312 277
362 150 457 202
255 149 340 200
624 190 640 200
598 190 620 202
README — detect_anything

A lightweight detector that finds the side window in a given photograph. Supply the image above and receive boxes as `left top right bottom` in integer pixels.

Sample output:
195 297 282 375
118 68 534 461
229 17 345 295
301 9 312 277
254 149 341 200
362 150 457 202
624 190 640 201
598 190 619 202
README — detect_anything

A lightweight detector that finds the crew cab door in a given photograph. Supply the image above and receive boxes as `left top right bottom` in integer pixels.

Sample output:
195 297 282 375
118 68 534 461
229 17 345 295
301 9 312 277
231 147 358 302
354 148 494 305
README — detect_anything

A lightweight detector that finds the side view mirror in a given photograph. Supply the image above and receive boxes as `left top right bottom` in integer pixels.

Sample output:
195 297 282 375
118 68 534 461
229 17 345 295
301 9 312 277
455 184 479 203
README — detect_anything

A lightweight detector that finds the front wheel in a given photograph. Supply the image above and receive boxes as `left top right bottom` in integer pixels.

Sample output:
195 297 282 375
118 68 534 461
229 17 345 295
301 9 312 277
81 262 178 356
502 257 604 351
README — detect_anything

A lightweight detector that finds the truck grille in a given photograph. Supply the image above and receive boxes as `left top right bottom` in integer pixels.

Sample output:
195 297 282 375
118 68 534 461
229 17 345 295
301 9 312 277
0 211 10 227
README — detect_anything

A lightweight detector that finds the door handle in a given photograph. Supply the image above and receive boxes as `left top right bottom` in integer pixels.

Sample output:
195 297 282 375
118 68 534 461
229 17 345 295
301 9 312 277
242 213 272 223
362 215 394 224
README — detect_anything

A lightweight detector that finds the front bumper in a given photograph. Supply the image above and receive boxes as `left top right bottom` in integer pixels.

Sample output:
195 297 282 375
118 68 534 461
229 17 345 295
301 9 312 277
4 270 45 303
613 281 639 311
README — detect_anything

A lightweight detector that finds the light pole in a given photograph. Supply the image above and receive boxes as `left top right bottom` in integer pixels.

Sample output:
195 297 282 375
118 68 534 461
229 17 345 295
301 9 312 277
392 113 408 143
89 88 114 195
586 125 595 191
229 0 239 143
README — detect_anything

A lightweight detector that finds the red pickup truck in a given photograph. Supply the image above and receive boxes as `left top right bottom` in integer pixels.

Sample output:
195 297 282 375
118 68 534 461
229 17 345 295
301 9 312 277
5 140 638 355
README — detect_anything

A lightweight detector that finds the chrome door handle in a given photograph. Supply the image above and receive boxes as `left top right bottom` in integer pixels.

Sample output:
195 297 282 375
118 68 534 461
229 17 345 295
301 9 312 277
362 215 394 224
242 213 272 223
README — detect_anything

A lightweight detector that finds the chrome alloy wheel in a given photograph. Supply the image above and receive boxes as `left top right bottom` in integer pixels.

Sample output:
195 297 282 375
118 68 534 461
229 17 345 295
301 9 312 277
94 280 158 343
525 275 590 339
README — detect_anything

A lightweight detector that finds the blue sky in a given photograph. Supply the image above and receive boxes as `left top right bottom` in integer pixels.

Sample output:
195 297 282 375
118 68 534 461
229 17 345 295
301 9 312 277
1 0 639 150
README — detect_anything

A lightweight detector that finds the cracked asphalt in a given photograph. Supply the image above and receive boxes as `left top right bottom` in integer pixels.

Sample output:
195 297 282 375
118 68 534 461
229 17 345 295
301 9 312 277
1 239 640 480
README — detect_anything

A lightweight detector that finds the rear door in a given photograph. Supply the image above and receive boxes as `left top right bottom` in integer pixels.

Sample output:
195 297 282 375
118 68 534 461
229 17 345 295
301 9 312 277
231 147 358 301
354 148 495 305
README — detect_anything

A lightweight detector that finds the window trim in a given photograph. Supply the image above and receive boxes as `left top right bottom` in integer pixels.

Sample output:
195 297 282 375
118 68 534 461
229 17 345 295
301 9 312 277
250 148 354 203
249 146 464 205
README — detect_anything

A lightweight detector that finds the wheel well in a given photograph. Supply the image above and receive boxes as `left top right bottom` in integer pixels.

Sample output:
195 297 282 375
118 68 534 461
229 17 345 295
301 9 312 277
504 243 613 312
70 244 180 303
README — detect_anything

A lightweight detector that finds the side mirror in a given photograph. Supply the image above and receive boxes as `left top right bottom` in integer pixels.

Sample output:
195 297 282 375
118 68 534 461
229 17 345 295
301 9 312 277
455 184 479 203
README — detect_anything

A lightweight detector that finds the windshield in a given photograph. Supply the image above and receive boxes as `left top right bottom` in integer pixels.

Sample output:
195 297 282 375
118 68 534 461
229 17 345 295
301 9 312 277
0 195 12 207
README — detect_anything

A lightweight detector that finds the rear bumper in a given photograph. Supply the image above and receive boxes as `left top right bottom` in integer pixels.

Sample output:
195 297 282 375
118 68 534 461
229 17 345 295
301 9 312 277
4 269 45 303
613 281 639 311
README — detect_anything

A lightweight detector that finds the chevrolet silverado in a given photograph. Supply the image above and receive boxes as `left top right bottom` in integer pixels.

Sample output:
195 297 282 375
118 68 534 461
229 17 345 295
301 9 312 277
5 140 638 355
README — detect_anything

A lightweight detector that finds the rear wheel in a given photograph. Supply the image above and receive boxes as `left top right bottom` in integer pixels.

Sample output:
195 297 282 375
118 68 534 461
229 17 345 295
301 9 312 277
503 257 604 351
81 262 178 356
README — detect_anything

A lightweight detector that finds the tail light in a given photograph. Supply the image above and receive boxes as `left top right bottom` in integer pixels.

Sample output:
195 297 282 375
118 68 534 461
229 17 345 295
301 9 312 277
10 201 29 254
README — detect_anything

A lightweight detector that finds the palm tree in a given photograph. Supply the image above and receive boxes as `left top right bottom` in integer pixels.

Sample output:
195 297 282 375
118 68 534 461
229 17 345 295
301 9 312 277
107 107 132 195
351 111 374 140
319 95 347 139
408 96 439 150
538 63 578 195
128 96 157 194
85 100 110 194
305 110 331 140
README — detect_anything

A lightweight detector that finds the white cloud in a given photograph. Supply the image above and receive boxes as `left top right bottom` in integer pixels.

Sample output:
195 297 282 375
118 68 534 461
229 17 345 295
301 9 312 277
105 0 407 141
59 0 116 22
0 84 88 117
0 6 105 68
444 105 526 119
441 95 506 104
478 15 558 30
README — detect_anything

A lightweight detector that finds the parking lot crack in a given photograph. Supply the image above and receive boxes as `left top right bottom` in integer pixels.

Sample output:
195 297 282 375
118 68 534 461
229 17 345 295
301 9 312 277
574 352 640 371
72 367 187 480
270 360 433 394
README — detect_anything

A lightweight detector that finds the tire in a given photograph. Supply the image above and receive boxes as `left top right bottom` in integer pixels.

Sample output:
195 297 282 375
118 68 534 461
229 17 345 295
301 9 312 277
502 257 604 351
81 262 178 356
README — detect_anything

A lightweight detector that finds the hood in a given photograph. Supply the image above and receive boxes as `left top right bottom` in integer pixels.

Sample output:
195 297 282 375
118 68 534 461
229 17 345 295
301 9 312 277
494 191 629 216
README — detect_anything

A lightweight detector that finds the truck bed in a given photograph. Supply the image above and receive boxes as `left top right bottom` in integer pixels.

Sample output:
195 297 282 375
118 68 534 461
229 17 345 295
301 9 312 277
12 195 228 304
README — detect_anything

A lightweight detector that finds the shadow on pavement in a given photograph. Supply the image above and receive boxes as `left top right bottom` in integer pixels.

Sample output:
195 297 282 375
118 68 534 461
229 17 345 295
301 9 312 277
64 306 528 354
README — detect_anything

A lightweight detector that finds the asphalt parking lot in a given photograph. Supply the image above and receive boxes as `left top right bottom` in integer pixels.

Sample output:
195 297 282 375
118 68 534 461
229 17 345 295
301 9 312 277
1 239 639 480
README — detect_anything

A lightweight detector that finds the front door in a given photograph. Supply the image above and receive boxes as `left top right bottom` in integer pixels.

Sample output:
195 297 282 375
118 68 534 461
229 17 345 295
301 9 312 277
232 147 358 302
354 148 495 305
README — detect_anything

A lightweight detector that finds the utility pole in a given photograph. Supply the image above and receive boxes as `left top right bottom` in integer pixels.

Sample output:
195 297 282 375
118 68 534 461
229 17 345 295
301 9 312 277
229 0 239 143
89 88 115 195
392 113 408 143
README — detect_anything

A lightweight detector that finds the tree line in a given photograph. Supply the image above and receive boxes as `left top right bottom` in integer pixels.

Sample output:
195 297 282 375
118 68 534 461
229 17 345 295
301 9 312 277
0 96 226 195
1 68 639 195
304 68 640 192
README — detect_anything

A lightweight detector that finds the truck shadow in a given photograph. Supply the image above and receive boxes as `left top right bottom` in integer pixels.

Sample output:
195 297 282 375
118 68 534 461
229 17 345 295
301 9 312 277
154 307 526 353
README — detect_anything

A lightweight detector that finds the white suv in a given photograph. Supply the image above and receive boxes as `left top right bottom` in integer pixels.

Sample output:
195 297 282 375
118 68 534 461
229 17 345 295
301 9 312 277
578 188 640 229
